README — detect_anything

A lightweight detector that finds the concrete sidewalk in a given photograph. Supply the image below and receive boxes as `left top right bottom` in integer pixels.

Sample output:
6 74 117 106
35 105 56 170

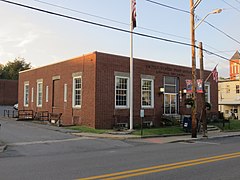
72 130 240 143
1 116 240 152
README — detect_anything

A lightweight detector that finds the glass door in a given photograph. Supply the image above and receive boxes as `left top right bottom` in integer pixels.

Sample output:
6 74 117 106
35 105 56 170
163 76 179 115
164 94 177 114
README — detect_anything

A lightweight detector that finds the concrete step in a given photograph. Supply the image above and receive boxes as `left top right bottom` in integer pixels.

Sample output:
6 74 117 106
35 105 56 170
207 125 220 132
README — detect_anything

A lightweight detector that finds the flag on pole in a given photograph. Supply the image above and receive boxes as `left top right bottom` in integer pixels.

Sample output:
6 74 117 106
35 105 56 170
212 66 218 82
131 0 137 29
204 64 218 83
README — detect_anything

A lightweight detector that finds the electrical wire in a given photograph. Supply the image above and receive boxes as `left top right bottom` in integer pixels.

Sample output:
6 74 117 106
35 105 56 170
34 0 190 41
221 0 240 13
0 0 232 63
146 0 240 46
145 0 190 14
203 21 240 45
35 0 237 59
235 0 240 5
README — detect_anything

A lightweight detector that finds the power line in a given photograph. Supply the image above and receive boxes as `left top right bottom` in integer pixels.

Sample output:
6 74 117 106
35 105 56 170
34 0 129 26
235 0 240 5
0 1 193 46
0 0 230 63
145 0 190 14
35 0 238 57
146 0 240 46
34 0 190 41
203 20 240 45
221 0 240 13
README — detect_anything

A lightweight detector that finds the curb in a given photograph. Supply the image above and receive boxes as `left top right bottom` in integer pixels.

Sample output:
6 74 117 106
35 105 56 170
0 144 7 153
168 133 240 143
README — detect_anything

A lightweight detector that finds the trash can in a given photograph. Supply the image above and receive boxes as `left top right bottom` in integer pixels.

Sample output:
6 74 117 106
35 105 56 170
183 116 192 132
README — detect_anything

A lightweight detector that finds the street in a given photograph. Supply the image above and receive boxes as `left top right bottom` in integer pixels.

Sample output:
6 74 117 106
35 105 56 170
1 117 240 180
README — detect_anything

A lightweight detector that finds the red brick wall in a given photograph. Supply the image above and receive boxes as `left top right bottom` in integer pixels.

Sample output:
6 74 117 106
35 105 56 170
95 52 218 128
19 53 96 126
0 79 18 105
18 51 218 129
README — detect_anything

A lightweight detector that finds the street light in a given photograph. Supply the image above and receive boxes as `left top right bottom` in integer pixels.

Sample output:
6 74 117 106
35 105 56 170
190 0 222 138
194 9 222 30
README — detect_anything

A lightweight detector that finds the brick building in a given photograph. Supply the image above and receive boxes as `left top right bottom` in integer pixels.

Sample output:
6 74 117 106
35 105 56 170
230 50 240 80
18 52 218 129
0 79 18 105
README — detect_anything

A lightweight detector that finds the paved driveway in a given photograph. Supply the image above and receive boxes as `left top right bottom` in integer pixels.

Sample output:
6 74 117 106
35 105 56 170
0 116 77 145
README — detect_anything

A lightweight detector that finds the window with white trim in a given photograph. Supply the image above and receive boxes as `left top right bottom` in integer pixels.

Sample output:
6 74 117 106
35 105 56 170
72 76 82 107
64 84 67 102
141 79 154 108
115 76 129 108
46 86 49 102
31 87 34 103
24 83 29 107
205 83 210 103
37 81 43 107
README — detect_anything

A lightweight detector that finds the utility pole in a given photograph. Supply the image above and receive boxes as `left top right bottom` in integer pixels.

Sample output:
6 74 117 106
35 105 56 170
190 0 197 138
199 42 207 137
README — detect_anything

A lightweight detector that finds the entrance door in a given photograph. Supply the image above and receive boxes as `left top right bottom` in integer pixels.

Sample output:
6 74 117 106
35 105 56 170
164 94 177 114
163 76 179 115
52 80 61 111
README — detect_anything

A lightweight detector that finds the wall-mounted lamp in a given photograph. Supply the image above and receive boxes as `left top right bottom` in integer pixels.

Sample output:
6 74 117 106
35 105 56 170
159 87 164 95
183 88 187 94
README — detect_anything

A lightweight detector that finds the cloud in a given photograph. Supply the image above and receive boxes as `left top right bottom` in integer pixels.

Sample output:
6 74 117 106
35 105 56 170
16 32 39 47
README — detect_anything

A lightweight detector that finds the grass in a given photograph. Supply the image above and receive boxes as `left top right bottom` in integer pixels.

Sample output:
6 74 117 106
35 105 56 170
65 120 240 136
211 119 240 131
132 126 186 136
66 126 110 134
66 125 186 136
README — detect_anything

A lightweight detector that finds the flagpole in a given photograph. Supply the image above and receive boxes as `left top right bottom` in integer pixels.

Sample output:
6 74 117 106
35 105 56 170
204 64 218 83
129 0 134 130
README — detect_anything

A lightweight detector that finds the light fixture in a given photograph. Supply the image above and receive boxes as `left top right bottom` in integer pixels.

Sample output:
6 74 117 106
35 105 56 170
183 88 187 94
159 87 164 94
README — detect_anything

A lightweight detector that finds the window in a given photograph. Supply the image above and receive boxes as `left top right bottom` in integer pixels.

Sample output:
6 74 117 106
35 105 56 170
234 63 237 74
64 84 67 102
37 81 43 107
31 87 34 103
72 76 82 107
164 76 178 114
205 83 210 103
236 85 239 94
141 79 154 108
24 82 29 107
226 85 230 93
115 76 129 108
46 86 49 102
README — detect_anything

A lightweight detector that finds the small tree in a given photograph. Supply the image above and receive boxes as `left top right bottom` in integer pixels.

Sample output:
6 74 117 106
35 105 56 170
0 57 31 80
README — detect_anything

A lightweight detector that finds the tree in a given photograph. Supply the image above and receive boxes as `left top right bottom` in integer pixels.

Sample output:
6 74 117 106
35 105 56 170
0 57 31 80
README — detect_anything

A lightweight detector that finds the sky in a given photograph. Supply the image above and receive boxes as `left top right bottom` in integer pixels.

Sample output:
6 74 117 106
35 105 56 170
0 0 240 78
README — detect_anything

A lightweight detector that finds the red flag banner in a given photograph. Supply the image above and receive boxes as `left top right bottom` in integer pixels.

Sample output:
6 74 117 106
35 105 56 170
185 79 192 93
197 79 203 93
212 66 218 82
131 0 136 29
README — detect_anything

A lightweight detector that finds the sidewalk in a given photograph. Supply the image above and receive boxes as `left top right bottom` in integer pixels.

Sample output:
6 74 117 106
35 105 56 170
1 115 240 152
0 141 7 153
72 130 240 143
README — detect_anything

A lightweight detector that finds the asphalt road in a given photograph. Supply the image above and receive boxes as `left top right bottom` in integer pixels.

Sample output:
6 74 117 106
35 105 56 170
1 117 240 180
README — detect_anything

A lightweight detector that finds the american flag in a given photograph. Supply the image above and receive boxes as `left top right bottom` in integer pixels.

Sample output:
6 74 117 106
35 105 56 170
131 0 136 29
212 66 218 82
